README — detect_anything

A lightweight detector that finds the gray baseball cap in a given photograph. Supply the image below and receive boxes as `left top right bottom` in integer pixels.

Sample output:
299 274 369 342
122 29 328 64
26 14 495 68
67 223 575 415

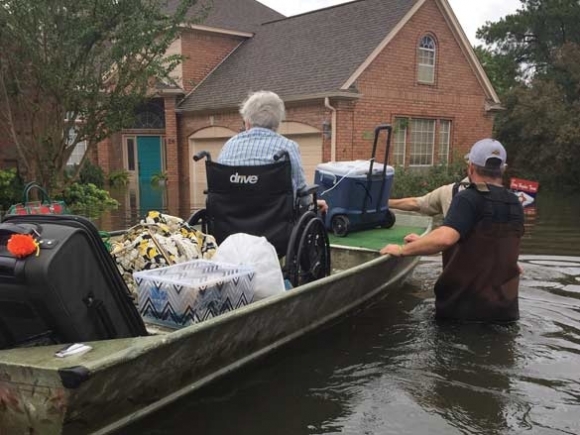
466 138 506 168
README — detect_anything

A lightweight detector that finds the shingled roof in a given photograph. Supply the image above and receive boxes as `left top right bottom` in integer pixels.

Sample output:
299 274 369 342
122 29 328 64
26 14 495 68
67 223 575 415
178 0 418 112
166 0 285 33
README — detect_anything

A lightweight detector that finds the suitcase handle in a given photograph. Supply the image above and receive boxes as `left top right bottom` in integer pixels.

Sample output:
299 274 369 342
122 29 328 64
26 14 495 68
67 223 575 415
0 223 42 240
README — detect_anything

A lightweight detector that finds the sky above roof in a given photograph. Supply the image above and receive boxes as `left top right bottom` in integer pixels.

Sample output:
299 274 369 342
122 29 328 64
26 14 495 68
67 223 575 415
258 0 521 46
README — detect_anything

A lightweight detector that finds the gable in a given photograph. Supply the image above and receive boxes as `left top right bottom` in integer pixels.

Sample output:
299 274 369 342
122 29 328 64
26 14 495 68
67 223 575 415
342 0 499 104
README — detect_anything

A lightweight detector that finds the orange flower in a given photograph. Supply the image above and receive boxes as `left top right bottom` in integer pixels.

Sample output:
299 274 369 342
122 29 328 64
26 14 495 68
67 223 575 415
6 234 40 258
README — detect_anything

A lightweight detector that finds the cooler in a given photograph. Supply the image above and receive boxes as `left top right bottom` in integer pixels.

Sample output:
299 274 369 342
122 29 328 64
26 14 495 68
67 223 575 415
315 160 396 236
134 259 255 329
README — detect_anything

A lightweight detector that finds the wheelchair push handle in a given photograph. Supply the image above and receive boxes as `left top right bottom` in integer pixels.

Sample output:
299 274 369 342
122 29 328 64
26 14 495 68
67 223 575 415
193 151 212 162
273 150 290 161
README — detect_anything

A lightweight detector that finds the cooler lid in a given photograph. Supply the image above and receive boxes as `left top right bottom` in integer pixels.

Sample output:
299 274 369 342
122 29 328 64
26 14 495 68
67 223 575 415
316 160 395 177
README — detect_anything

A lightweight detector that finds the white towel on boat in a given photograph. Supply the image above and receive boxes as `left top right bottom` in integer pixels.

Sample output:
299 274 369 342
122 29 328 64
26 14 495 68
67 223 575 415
212 233 285 300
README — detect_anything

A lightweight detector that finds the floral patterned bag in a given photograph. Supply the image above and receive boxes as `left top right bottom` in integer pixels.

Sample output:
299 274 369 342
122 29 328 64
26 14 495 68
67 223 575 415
110 211 217 298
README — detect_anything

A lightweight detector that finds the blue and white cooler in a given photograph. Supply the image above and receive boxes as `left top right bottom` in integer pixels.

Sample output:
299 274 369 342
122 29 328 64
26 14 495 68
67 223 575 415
315 160 396 236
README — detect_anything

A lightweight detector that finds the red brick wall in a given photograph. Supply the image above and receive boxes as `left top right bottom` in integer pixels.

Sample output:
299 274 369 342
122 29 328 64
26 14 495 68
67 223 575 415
164 96 180 212
180 29 246 93
343 0 494 164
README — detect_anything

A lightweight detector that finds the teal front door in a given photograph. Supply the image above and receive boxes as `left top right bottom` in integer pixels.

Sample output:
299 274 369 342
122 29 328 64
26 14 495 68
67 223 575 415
137 136 162 184
137 136 164 212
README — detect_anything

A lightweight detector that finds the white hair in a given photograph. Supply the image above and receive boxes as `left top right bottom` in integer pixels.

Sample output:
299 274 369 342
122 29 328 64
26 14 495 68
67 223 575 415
239 90 285 131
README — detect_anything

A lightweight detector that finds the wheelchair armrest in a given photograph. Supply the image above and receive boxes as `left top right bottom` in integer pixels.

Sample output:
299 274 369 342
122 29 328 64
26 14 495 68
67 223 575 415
297 184 319 197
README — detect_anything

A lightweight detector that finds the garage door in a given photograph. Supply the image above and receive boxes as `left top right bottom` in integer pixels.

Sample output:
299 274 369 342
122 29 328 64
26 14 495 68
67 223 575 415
190 138 228 208
286 133 323 185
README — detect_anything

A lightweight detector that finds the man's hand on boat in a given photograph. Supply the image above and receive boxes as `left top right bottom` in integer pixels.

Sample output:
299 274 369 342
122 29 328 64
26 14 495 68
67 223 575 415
380 233 420 257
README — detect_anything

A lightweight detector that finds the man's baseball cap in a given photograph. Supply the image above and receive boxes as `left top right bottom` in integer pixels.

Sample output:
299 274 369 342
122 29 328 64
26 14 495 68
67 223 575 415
465 138 506 168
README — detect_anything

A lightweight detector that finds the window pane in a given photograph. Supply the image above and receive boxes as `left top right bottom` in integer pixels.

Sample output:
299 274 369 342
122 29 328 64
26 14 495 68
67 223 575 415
127 138 135 171
66 141 87 166
438 120 451 164
418 65 434 83
393 119 407 166
409 119 435 166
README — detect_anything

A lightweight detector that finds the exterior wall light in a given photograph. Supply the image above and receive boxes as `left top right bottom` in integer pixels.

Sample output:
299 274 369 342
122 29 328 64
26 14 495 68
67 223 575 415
322 120 332 139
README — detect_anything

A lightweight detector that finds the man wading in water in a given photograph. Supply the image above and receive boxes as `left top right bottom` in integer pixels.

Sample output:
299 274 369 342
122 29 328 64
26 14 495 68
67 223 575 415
381 139 524 322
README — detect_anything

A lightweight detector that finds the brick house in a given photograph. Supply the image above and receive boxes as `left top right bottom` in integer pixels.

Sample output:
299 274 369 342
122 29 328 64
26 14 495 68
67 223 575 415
96 0 501 213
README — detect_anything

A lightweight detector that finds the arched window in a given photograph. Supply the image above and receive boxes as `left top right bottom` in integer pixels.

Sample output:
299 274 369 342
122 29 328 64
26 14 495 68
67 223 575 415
417 35 436 84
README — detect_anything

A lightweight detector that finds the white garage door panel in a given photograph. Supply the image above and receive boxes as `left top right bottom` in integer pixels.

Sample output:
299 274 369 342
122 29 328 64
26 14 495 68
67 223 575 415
287 134 323 185
190 139 226 208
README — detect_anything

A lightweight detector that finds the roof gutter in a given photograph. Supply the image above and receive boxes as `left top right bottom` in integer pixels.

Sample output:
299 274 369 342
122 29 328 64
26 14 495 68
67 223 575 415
324 97 337 161
176 91 362 113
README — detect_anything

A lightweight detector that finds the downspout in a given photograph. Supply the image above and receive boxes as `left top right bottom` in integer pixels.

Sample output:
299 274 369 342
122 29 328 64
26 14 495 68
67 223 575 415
324 97 337 161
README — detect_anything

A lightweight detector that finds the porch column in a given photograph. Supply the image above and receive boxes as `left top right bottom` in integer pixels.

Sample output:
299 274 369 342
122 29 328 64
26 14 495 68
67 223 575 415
164 96 180 214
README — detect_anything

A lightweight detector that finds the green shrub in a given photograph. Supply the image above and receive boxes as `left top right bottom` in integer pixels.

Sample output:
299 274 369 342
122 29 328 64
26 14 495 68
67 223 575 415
79 161 105 188
390 160 466 198
108 169 130 188
0 168 23 212
56 182 118 217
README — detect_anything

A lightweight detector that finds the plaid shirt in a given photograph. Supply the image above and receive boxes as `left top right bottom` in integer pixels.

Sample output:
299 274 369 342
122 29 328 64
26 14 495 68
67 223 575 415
217 127 308 202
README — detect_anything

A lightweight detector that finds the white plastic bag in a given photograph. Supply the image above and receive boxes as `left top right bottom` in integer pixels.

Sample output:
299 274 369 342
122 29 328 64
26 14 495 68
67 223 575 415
212 233 285 300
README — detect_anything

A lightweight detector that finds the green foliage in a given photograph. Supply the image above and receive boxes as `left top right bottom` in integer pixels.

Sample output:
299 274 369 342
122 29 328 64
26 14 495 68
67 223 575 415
108 169 130 188
473 45 520 97
390 161 467 199
0 168 23 212
79 161 105 188
56 182 118 216
476 1 580 192
0 0 201 189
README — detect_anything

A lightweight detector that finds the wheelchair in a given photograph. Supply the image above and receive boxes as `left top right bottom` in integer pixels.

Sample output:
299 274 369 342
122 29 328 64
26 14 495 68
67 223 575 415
188 150 331 288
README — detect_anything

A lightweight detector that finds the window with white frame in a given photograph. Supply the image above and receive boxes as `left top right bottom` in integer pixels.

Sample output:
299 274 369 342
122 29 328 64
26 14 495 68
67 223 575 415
66 127 88 166
418 35 436 84
438 120 451 164
393 118 451 167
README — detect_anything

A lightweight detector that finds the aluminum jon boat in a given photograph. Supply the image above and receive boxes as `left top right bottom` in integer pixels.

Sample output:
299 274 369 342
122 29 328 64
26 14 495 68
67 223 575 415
0 212 431 434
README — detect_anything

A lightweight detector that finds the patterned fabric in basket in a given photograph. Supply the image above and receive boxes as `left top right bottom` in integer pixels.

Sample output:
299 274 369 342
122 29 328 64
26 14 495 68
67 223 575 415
111 211 217 298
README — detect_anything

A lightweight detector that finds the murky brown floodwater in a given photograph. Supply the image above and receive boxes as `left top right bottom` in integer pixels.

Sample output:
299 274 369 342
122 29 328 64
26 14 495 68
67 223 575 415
106 192 580 435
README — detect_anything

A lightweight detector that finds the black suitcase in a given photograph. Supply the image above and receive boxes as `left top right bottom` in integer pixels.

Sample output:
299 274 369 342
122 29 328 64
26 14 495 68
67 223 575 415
0 214 147 349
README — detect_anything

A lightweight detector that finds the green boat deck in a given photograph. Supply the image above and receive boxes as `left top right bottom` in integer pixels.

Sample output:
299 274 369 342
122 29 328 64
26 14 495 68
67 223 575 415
327 214 431 270
328 224 424 251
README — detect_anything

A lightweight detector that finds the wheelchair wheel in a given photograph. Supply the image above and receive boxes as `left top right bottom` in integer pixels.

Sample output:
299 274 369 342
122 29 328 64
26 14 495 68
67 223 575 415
331 214 349 237
286 212 331 287
381 209 396 229
186 209 208 234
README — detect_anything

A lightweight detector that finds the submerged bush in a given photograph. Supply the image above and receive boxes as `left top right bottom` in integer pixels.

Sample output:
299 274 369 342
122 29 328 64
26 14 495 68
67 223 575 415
56 182 118 216
390 160 466 198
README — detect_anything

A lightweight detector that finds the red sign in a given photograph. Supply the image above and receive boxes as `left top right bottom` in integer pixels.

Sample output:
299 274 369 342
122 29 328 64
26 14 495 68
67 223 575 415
510 178 539 194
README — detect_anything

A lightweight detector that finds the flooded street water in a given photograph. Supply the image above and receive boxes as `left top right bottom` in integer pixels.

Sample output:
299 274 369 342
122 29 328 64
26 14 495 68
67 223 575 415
111 192 580 435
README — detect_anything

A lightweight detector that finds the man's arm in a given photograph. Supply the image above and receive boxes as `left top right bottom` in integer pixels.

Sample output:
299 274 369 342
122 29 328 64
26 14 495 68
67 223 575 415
388 197 420 212
380 225 460 257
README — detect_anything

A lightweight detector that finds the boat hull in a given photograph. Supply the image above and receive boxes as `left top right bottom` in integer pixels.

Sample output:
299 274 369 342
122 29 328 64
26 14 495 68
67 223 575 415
0 216 430 434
